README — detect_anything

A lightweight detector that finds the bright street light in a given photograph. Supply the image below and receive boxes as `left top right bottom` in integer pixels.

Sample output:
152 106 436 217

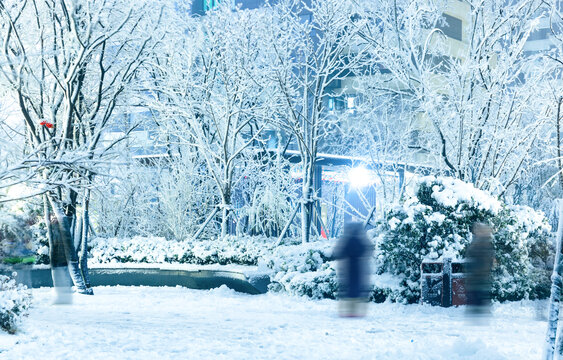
348 167 373 189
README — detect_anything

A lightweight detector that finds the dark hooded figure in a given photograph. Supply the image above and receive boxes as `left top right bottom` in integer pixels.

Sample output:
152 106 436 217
465 222 495 315
333 222 373 317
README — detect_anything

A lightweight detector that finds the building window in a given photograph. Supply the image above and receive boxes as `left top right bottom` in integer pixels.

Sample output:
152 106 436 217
437 14 462 41
204 0 220 11
327 95 358 112
327 96 345 111
328 98 335 111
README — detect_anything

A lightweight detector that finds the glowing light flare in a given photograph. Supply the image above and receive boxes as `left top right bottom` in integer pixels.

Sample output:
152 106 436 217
348 167 373 189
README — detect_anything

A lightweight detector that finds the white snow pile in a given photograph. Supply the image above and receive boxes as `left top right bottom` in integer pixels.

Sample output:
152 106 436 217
0 272 32 334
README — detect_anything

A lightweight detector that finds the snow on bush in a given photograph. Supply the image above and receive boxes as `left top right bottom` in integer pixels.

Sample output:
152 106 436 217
0 272 32 334
0 203 45 263
89 235 278 266
375 176 553 303
89 235 344 300
88 177 553 305
262 241 338 299
85 234 432 303
261 240 404 301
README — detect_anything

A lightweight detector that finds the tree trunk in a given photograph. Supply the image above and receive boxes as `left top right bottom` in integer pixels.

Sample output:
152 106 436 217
194 207 220 239
80 189 92 289
276 203 300 246
221 205 230 239
48 195 93 295
301 173 313 244
544 199 563 360
220 186 232 239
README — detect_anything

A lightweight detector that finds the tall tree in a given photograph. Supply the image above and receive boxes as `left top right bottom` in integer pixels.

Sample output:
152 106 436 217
264 0 368 243
360 0 551 196
0 0 162 293
151 3 277 238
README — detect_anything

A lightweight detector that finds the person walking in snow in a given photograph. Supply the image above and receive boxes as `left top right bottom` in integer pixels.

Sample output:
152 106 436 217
333 222 373 317
465 222 495 316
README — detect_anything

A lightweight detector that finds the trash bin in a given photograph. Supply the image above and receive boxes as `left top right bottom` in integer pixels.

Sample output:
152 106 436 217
421 258 466 307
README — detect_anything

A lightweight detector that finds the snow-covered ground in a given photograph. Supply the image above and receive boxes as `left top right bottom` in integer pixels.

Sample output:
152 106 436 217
0 286 547 359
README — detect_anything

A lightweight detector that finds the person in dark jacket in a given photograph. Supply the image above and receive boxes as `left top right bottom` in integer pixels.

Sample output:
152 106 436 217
465 222 495 317
333 222 373 317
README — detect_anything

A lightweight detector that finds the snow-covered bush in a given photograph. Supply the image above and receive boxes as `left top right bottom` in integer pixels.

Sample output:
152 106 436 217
263 239 402 301
0 203 45 264
375 176 553 303
233 155 300 238
494 205 553 301
263 240 338 299
0 272 32 334
88 235 407 302
89 236 278 266
89 235 344 300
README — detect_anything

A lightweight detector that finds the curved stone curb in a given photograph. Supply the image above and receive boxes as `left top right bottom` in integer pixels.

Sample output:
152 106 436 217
0 267 270 295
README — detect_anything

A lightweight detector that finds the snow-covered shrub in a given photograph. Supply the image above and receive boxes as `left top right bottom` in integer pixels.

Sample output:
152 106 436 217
234 155 300 238
263 240 338 299
91 157 219 241
494 205 553 301
0 272 32 334
375 176 553 303
89 234 406 302
90 235 340 299
0 203 45 264
278 269 338 299
263 239 403 301
369 271 403 303
89 235 278 266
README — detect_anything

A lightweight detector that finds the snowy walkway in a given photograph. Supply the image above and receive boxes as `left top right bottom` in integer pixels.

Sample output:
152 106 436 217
0 286 546 359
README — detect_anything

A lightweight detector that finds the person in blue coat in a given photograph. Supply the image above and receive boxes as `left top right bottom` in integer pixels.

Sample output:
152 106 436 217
333 222 373 317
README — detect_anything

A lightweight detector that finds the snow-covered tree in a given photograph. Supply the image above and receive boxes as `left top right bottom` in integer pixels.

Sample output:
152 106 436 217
360 0 551 197
150 3 278 238
263 0 368 243
335 89 425 220
91 151 219 241
234 151 299 238
510 0 563 215
0 0 163 293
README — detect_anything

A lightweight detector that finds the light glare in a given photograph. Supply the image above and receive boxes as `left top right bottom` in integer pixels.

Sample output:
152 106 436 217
348 167 372 189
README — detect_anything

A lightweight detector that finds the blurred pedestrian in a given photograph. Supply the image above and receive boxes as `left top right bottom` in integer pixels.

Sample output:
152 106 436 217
49 217 73 305
333 222 373 317
465 222 495 317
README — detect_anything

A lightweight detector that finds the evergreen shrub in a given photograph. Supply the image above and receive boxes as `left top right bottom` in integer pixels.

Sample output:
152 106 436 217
375 176 553 303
